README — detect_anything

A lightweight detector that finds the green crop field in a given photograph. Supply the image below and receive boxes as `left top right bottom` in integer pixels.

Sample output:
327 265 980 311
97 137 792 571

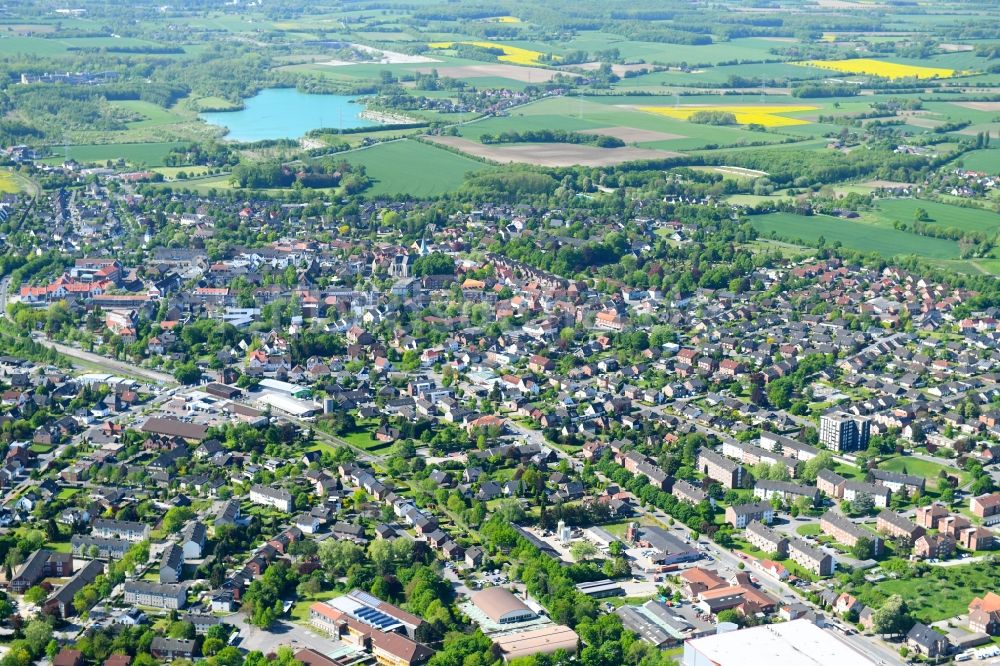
873 199 1000 235
0 35 68 55
48 142 187 167
960 147 1000 175
343 139 494 196
749 211 962 260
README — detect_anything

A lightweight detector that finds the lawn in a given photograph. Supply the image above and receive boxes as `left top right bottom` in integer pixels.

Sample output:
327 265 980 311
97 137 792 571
796 524 822 537
343 139 494 197
877 456 967 491
44 540 72 553
29 443 55 454
749 211 962 260
289 589 340 623
338 428 392 453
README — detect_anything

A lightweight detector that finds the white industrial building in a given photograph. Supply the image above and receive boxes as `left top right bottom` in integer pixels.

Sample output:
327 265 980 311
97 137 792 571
683 620 876 666
255 392 319 418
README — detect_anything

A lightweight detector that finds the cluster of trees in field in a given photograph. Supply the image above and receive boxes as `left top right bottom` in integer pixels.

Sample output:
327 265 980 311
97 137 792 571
705 146 939 188
163 142 238 167
480 129 625 148
230 159 369 191
688 110 737 125
792 83 861 98
4 85 132 132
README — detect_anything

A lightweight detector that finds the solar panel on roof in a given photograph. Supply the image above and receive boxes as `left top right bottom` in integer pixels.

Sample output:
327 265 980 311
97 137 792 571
351 607 398 630
351 591 383 608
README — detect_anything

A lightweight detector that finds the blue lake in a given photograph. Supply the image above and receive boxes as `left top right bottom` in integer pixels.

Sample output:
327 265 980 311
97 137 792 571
200 88 378 142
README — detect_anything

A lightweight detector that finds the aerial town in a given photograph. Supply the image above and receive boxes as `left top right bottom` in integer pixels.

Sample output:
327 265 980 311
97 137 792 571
0 170 996 666
2 1 1000 666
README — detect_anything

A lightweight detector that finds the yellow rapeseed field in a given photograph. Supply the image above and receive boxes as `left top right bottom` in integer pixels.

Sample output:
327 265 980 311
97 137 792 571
429 41 548 65
487 16 522 23
636 105 818 127
795 58 957 80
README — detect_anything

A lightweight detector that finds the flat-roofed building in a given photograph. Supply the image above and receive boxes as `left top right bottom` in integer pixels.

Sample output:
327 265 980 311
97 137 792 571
492 624 579 662
682 619 876 666
819 412 870 453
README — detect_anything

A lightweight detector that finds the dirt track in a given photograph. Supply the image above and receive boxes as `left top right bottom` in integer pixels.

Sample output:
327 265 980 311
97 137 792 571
580 126 685 143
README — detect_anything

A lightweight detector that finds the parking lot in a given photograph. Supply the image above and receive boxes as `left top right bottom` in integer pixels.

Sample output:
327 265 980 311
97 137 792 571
223 613 350 656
